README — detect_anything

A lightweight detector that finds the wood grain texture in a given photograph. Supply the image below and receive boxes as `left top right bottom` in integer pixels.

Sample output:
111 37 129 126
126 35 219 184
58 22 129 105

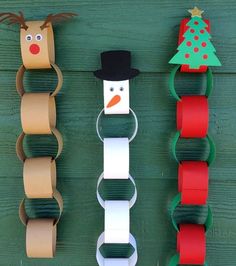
0 0 235 265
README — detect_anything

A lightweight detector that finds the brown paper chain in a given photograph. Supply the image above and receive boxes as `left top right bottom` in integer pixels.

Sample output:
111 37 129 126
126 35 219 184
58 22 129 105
16 128 63 162
15 25 64 258
16 63 63 97
0 12 78 258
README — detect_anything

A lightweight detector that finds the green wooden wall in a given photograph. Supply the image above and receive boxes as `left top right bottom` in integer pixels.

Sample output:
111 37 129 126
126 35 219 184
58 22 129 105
0 0 235 265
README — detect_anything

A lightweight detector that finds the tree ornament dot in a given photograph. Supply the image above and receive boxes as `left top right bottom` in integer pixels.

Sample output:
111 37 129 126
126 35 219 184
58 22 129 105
187 41 192 47
194 21 199 25
200 30 205 34
190 29 195 33
203 54 208 59
185 53 190 59
194 36 199 40
202 42 207 47
194 47 199 52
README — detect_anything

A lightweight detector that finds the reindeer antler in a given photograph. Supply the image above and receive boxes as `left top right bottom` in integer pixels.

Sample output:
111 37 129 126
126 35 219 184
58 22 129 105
40 13 78 30
0 12 28 30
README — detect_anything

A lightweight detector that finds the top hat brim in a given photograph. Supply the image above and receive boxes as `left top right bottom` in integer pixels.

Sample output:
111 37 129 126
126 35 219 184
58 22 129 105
94 68 140 81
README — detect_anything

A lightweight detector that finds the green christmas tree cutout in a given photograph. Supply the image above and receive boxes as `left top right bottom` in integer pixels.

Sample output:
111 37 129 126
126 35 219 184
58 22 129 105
169 7 221 69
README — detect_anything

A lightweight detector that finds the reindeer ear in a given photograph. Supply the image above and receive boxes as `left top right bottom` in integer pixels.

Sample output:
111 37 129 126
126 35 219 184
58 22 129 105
0 12 28 30
40 13 78 30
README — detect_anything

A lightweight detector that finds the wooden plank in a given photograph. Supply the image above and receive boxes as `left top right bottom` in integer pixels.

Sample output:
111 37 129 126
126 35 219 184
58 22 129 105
0 0 234 72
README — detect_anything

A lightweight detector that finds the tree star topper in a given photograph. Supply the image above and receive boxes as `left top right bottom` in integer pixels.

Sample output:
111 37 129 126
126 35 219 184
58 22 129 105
188 7 204 18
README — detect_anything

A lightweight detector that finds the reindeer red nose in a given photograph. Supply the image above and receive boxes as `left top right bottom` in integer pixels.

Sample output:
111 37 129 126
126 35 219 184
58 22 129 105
29 44 40 55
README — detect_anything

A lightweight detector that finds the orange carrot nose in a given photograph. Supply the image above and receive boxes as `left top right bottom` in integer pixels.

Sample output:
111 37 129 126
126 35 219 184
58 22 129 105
107 95 121 108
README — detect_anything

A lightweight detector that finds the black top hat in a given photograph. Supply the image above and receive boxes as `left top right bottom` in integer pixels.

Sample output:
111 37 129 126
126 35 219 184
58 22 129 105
94 50 140 81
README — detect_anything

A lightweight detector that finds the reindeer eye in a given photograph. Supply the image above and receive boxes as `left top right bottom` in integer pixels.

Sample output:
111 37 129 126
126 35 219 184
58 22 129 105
110 87 114 92
120 87 124 91
25 34 33 41
35 34 43 41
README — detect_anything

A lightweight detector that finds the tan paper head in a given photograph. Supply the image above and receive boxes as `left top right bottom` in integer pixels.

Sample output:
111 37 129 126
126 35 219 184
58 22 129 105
20 21 55 69
0 12 78 69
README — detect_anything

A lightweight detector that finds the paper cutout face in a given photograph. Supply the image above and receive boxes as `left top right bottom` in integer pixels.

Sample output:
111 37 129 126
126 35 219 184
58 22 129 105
20 21 55 69
103 80 129 114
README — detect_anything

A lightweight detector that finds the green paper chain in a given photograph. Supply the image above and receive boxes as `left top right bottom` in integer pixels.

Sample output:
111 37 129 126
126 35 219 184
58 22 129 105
171 131 216 166
169 193 213 232
169 64 213 101
168 253 208 266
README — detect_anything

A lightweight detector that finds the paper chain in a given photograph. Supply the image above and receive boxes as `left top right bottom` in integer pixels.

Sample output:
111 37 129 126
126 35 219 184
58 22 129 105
0 12 77 258
16 20 64 258
168 8 221 266
94 51 139 266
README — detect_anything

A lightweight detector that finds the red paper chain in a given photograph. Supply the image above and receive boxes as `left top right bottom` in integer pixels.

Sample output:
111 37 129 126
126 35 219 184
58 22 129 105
170 17 213 265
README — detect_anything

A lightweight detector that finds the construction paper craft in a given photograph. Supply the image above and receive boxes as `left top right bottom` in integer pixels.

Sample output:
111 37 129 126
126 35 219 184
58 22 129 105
94 50 139 115
96 173 137 209
168 8 220 266
104 138 129 179
23 157 56 198
177 96 209 138
16 63 63 97
96 233 138 266
169 64 213 101
21 93 56 134
169 7 221 70
16 129 63 162
177 224 206 264
26 219 56 258
105 201 130 243
171 131 216 166
169 193 213 232
178 161 209 205
19 190 63 258
103 80 130 114
96 108 138 143
0 12 77 69
95 50 139 265
0 11 77 258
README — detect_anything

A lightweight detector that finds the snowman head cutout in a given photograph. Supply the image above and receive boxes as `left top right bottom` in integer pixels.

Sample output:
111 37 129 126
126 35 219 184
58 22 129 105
94 50 139 114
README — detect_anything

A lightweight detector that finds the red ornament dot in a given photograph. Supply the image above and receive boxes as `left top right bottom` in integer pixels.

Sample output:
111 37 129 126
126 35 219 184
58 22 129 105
190 29 195 33
194 47 199 52
194 21 199 25
202 42 207 47
194 36 199 40
203 54 208 59
187 41 192 47
185 53 190 59
200 30 205 34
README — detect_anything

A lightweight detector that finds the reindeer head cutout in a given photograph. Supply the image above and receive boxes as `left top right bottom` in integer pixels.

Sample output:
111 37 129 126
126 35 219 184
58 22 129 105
0 12 77 69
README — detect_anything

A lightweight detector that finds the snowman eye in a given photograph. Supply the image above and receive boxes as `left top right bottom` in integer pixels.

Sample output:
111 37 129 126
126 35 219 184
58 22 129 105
120 87 124 91
110 87 114 92
25 34 33 41
35 34 43 41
